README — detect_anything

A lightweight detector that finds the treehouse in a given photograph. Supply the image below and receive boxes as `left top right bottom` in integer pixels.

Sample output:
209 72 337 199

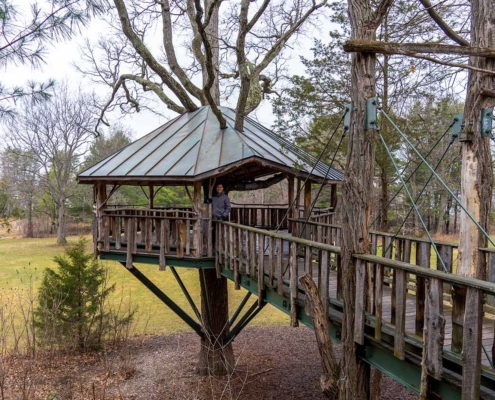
78 104 495 396
78 105 343 268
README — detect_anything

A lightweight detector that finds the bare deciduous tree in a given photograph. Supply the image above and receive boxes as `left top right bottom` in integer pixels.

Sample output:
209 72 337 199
8 83 94 244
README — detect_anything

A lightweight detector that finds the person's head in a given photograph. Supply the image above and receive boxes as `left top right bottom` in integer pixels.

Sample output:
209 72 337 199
216 183 224 195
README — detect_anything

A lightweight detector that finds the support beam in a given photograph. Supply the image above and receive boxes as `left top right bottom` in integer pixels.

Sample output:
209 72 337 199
119 262 203 337
288 175 295 233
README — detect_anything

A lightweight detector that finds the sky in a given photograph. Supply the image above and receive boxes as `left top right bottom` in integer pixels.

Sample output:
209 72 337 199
3 8 318 141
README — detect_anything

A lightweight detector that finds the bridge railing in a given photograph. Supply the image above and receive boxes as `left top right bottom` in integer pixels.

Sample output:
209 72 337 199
229 203 333 229
98 208 199 266
216 220 495 395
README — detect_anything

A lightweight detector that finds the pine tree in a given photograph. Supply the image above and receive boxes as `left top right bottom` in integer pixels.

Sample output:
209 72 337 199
36 238 125 349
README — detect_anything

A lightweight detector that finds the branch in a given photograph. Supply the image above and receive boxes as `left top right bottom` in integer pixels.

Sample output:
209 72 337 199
193 0 226 128
373 0 394 28
186 0 206 71
343 40 495 57
113 0 198 112
418 0 470 47
160 0 205 102
95 74 186 135
253 1 328 75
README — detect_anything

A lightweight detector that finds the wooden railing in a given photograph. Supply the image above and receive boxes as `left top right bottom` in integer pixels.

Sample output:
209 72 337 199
216 220 495 397
97 208 199 267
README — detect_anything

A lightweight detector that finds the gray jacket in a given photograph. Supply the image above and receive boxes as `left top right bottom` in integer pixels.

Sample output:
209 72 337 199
212 192 231 219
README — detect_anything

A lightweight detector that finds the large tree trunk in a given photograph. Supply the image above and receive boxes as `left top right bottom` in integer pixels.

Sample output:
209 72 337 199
340 1 386 398
457 1 494 397
56 198 67 244
197 269 235 375
196 1 235 376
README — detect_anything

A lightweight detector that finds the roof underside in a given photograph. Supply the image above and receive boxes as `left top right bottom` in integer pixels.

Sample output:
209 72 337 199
78 106 343 185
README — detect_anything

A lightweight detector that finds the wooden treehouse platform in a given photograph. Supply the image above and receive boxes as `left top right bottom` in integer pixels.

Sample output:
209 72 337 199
95 206 495 399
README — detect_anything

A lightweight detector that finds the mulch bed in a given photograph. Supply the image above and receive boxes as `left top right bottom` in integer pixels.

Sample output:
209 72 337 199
2 326 417 399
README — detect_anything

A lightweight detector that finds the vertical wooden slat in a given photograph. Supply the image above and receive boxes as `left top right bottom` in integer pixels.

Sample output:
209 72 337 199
461 287 483 399
425 277 445 379
258 233 265 306
305 245 312 276
245 229 250 276
277 238 284 295
115 216 121 250
336 253 342 301
238 227 244 273
126 217 135 269
370 233 378 314
185 219 191 255
250 231 256 276
233 228 240 289
103 215 110 252
176 220 184 258
355 258 366 345
416 241 430 336
229 225 234 270
375 261 383 341
159 219 166 271
320 250 330 315
488 252 495 365
394 267 407 360
164 219 170 253
145 216 152 252
290 241 299 327
391 239 402 324
268 236 275 288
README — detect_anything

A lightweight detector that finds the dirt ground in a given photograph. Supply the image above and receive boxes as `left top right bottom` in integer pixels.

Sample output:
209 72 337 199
4 326 417 400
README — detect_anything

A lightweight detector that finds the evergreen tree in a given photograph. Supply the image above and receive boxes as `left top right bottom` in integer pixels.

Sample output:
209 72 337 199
35 238 129 349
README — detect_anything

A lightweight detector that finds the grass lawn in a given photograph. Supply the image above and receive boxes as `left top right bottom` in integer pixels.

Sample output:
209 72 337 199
0 236 289 338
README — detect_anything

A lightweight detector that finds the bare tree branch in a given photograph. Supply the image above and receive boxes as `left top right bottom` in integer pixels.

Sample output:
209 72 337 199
373 0 394 28
113 0 198 111
161 0 205 102
418 0 470 46
193 0 226 128
344 40 495 57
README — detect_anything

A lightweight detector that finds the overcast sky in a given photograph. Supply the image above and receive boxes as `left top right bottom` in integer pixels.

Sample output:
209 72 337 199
3 11 318 141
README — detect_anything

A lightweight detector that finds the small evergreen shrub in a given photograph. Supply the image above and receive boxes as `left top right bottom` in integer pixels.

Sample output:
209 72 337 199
35 237 133 350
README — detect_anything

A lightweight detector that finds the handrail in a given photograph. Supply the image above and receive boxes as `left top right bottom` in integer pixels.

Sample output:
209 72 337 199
288 218 458 247
219 220 495 294
103 207 198 216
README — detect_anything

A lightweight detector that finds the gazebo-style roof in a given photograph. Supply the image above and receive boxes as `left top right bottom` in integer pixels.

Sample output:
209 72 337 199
78 106 343 185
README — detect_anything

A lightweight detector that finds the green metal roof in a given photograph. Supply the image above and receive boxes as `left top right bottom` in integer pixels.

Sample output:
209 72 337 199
78 106 343 184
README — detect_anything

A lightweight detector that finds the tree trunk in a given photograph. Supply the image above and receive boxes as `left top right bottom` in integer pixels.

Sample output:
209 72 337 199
457 1 494 397
197 268 235 375
435 190 447 234
57 198 67 244
26 198 33 238
340 1 390 398
203 0 220 104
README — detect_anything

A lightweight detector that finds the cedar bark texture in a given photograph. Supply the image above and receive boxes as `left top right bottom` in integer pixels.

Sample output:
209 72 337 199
340 0 392 398
457 1 494 397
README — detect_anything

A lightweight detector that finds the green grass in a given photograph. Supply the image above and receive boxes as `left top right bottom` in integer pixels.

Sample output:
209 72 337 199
0 236 289 336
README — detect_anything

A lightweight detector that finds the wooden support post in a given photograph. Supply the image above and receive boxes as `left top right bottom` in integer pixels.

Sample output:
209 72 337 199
304 181 312 233
95 182 107 255
268 236 275 288
425 278 445 380
258 233 265 306
159 219 166 271
416 242 430 336
290 241 299 327
192 182 202 258
355 258 366 345
277 238 284 295
149 185 154 209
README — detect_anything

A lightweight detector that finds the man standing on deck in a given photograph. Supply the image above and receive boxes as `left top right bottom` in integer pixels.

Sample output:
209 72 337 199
212 183 231 220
